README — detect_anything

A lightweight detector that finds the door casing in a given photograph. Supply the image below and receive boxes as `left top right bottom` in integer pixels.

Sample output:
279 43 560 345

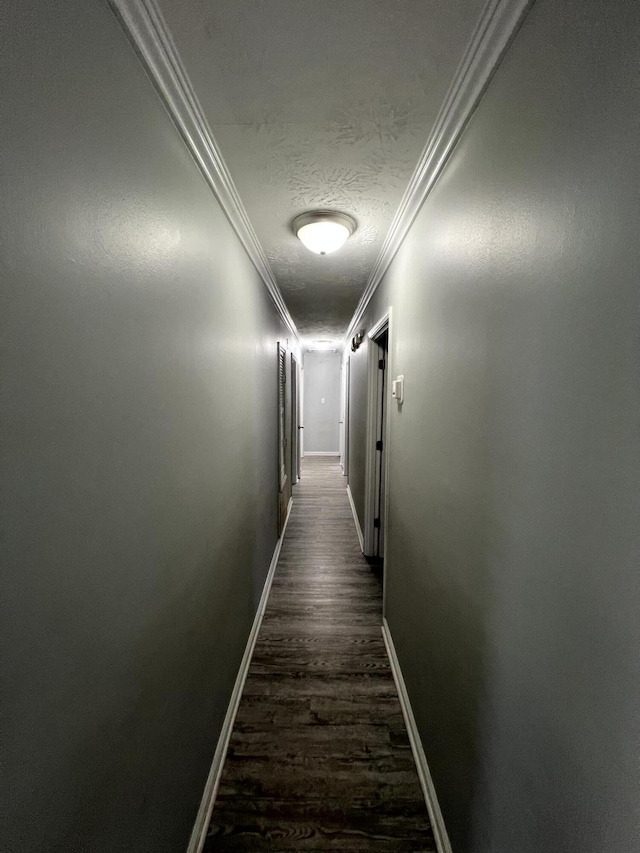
364 310 391 561
343 357 351 478
277 341 289 535
291 352 301 484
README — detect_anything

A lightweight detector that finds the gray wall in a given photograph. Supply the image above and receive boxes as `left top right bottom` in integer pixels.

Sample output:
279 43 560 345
303 351 341 453
347 0 640 850
0 1 297 850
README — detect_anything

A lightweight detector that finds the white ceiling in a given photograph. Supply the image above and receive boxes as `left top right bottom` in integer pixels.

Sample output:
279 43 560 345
158 0 485 342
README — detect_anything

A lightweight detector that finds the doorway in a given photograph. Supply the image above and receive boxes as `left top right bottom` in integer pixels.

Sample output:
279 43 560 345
291 352 301 484
364 313 390 559
277 341 289 536
373 330 388 558
342 356 351 477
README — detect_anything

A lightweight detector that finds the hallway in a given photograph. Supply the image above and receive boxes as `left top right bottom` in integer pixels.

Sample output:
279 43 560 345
4 2 638 850
205 457 434 851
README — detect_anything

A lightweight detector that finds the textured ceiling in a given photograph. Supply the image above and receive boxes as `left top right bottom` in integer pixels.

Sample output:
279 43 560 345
158 0 485 342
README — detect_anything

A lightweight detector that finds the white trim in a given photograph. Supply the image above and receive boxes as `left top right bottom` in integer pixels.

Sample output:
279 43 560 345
339 362 346 468
291 353 301 486
382 618 452 853
343 356 351 478
363 350 376 556
109 0 300 347
364 311 390 556
186 497 293 853
345 0 534 345
368 312 391 342
346 485 364 553
381 307 394 617
303 451 340 456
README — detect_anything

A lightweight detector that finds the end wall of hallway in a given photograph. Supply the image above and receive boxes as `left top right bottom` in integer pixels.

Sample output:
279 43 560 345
303 351 341 454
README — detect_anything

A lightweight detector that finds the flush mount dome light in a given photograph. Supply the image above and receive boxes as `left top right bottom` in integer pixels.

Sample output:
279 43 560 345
293 211 356 256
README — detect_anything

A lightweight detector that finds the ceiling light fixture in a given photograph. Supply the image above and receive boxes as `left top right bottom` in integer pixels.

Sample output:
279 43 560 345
293 211 356 256
307 339 338 352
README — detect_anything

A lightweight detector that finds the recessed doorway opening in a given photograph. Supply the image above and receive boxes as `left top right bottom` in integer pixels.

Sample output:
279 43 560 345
364 311 390 562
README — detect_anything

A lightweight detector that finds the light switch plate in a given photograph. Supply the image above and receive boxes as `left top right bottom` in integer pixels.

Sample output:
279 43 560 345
392 375 404 404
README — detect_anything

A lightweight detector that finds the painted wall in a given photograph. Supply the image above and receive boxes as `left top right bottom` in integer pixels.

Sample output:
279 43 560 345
302 351 341 453
346 0 640 850
0 1 298 850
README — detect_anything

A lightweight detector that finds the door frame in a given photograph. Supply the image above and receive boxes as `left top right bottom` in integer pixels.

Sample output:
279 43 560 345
342 356 351 478
290 352 301 484
277 341 288 536
364 310 391 558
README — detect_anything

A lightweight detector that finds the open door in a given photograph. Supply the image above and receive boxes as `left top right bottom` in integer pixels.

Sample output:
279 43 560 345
343 356 351 478
291 352 301 485
277 342 288 536
364 314 390 558
373 331 388 557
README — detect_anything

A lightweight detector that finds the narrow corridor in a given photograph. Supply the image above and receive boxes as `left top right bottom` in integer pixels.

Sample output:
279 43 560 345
205 457 434 851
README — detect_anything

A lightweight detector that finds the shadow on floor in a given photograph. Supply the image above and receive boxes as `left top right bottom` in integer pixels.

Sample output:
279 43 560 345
365 555 384 592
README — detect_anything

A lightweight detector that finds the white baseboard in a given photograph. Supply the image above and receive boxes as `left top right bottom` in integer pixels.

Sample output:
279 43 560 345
303 451 340 456
186 497 294 853
382 618 452 853
346 484 364 552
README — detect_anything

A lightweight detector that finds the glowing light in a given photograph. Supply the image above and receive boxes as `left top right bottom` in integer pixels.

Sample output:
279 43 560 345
293 211 356 256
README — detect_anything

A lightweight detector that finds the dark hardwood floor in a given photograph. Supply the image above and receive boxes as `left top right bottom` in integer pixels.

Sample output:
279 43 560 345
204 457 434 851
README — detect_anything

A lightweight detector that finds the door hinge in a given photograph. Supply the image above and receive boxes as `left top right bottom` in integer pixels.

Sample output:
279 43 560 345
374 517 381 528
378 359 385 370
376 439 383 451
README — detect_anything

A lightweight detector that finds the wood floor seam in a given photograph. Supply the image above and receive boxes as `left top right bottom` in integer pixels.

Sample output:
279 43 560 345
205 457 435 852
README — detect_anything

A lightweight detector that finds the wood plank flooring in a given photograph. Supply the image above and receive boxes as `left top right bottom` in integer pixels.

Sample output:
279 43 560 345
204 457 434 851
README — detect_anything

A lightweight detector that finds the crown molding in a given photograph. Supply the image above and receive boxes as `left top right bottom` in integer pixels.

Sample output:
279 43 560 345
109 0 300 346
345 0 535 344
